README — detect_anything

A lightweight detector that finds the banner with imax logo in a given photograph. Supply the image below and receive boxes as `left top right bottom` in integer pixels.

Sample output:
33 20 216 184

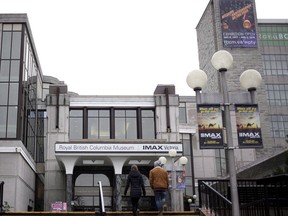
197 104 224 149
235 104 263 148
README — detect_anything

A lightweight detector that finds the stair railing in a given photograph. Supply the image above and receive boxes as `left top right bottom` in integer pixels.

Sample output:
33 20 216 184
199 180 232 216
98 181 106 215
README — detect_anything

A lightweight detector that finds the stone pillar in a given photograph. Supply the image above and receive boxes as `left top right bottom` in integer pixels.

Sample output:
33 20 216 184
113 174 122 211
66 174 73 211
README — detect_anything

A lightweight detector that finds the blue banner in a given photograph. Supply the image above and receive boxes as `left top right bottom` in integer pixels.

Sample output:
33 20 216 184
220 0 257 48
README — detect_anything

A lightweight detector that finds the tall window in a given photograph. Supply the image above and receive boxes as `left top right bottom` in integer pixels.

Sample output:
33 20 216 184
141 109 155 139
69 110 83 140
115 110 137 139
88 110 110 139
179 102 187 124
36 110 47 163
0 24 22 138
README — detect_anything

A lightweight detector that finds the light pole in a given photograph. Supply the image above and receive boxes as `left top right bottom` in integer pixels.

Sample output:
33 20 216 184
188 194 197 212
186 50 262 216
169 149 177 211
179 156 188 211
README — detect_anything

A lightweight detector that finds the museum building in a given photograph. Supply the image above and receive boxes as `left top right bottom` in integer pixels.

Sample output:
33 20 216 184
0 0 287 212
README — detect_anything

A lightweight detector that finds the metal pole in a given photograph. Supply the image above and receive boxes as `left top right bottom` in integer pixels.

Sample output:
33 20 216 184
171 157 177 211
220 70 240 216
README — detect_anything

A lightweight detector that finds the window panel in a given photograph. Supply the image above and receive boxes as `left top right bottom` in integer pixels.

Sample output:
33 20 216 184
1 32 12 59
0 60 10 81
179 106 187 123
0 107 7 138
6 106 17 138
9 83 19 105
142 118 155 139
115 118 125 139
126 118 137 139
99 118 110 139
11 32 21 59
10 60 20 81
69 118 83 140
141 110 155 139
75 174 93 186
88 118 99 139
0 83 8 105
87 109 110 139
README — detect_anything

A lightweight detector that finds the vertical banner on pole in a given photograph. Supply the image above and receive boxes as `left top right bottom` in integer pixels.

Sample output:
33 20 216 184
197 104 224 149
235 104 263 148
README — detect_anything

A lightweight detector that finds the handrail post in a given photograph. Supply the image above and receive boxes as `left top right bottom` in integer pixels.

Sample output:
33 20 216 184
98 181 106 216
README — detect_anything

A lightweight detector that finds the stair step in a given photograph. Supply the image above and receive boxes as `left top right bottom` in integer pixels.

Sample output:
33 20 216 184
105 211 199 215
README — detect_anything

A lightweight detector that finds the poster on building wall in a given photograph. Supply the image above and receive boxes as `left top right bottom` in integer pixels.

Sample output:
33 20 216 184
197 104 224 149
235 104 263 148
219 0 257 48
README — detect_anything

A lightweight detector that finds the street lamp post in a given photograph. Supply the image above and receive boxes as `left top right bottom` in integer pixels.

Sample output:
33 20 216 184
186 50 262 216
168 149 177 211
159 153 188 211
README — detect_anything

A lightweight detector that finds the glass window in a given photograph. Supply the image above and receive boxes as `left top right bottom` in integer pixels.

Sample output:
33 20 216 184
179 103 187 123
70 108 155 140
0 83 8 105
141 110 155 139
88 110 110 139
7 106 17 138
0 60 10 81
0 107 8 138
70 110 83 140
1 32 12 59
115 110 137 139
270 115 288 138
10 60 20 81
11 32 21 59
9 83 19 105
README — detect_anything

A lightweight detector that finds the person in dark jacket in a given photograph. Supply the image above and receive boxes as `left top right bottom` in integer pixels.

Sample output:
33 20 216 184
124 164 146 216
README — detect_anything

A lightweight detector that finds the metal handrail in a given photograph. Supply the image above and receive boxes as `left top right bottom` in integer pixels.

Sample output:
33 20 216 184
98 181 105 215
199 180 232 216
199 176 288 216
201 181 232 205
0 181 4 213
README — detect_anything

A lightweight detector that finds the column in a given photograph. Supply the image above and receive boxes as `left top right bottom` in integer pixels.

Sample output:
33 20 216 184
66 174 73 211
113 174 122 211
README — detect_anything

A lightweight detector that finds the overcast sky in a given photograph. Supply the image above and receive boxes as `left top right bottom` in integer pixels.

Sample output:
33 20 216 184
0 0 287 96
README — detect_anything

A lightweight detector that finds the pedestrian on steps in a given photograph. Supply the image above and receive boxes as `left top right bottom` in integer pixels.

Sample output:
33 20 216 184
124 164 146 216
149 160 169 216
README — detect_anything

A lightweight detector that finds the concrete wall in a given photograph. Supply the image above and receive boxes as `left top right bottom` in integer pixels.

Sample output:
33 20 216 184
44 89 70 211
0 141 36 211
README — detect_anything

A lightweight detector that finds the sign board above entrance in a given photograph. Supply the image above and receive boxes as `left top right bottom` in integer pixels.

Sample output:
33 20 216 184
55 143 182 153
